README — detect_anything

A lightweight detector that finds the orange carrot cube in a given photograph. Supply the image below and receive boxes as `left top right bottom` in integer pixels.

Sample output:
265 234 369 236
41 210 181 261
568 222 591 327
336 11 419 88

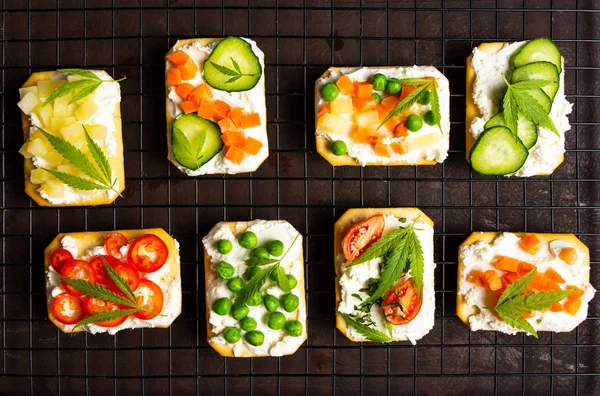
227 108 243 128
385 116 400 132
197 101 216 120
336 76 354 95
167 69 182 86
566 285 584 300
521 312 535 319
564 298 582 316
545 268 566 284
398 84 416 100
240 113 261 129
179 100 198 114
224 146 245 164
495 256 519 272
316 104 331 118
520 234 542 255
175 83 194 99
353 97 377 112
352 128 372 144
390 142 405 155
375 104 388 121
177 58 198 80
355 82 373 99
241 137 263 155
167 50 190 66
381 95 399 111
373 143 390 157
482 270 502 291
188 84 213 105
213 100 231 120
550 303 563 312
558 247 577 265
517 261 536 277
393 122 409 138
217 118 239 134
467 270 485 288
221 131 245 147
504 272 520 285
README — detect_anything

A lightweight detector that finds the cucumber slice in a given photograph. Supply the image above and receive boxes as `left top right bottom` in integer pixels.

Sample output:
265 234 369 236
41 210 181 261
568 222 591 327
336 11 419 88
470 126 529 176
511 62 559 100
484 112 538 149
171 114 223 170
513 38 562 73
526 88 552 113
203 37 262 92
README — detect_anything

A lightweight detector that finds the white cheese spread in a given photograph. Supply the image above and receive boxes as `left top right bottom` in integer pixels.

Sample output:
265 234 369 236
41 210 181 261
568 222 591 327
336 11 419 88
337 215 436 344
458 233 595 334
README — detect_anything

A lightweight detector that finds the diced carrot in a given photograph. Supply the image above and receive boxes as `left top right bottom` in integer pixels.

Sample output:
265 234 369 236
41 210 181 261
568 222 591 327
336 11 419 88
504 272 521 285
352 127 372 144
224 145 245 164
179 100 199 114
499 277 509 292
565 285 584 300
390 142 405 155
336 76 354 95
559 247 577 265
482 270 503 291
217 118 239 134
188 84 213 105
240 113 261 129
467 270 485 288
520 234 542 255
545 268 566 284
517 261 536 277
385 116 400 132
166 50 190 66
213 100 231 120
527 272 547 291
550 303 563 312
398 84 416 101
355 82 373 99
521 312 535 319
175 83 194 99
197 101 216 120
494 256 519 272
228 108 243 128
241 137 263 155
375 104 388 121
374 143 390 157
543 278 561 291
393 121 409 138
177 58 198 80
167 69 182 86
221 131 245 147
316 104 331 118
381 95 399 111
353 97 376 112
563 298 582 316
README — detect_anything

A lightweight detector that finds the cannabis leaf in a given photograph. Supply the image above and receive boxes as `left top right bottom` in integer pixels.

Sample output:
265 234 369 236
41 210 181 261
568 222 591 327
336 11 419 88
58 69 102 80
102 257 138 305
430 82 443 133
45 69 125 105
171 125 205 170
74 309 139 329
57 273 137 307
338 311 393 342
210 59 256 84
346 226 412 267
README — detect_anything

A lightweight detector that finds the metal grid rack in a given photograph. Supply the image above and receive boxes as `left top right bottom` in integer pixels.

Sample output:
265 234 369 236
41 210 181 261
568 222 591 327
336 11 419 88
0 0 598 395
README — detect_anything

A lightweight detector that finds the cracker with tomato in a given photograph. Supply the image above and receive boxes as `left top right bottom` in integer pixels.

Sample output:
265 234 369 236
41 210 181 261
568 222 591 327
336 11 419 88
457 232 594 334
44 228 181 334
334 208 436 343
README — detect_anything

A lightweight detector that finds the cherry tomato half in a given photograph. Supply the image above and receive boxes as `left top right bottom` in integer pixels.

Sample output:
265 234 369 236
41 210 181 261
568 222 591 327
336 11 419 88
49 248 73 272
382 278 423 326
104 232 129 259
133 279 164 320
60 260 97 297
83 296 128 327
342 214 385 262
51 293 84 325
108 261 140 295
127 234 168 273
89 255 123 285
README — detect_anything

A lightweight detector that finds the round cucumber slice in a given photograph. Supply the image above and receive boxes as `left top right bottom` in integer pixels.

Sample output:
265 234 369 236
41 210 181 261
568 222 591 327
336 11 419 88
511 61 559 100
470 126 529 176
171 114 223 170
203 37 262 92
484 112 538 149
513 38 562 73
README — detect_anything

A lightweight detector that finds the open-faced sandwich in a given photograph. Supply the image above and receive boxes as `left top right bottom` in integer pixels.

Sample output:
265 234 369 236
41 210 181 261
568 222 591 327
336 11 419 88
165 36 267 175
18 69 125 206
466 38 572 176
335 208 435 344
202 220 306 357
315 67 449 166
457 232 595 336
45 229 181 334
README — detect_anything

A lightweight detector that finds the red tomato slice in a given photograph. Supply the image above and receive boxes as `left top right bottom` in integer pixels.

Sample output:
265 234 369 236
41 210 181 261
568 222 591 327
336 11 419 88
60 260 97 297
89 255 122 285
108 261 140 294
83 297 128 327
51 293 84 325
49 248 73 272
382 278 423 326
133 279 164 320
342 214 385 262
104 233 129 259
127 234 169 273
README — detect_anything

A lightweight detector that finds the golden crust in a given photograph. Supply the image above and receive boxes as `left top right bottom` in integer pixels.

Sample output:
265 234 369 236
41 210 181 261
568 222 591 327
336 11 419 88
315 66 448 166
21 71 124 207
465 42 565 176
456 232 590 329
334 208 434 342
203 221 307 357
44 228 181 333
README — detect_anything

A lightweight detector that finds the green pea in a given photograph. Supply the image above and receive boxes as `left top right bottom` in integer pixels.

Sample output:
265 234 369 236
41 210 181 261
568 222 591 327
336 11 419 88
216 239 232 254
239 231 258 249
245 266 264 281
240 316 257 332
417 90 431 105
216 261 234 280
386 79 401 95
331 140 347 156
321 82 339 101
263 294 279 312
423 110 441 126
406 114 423 132
267 240 284 257
281 293 300 312
247 291 262 306
245 330 265 346
267 312 286 330
285 320 303 337
223 326 241 343
227 276 244 292
287 275 298 289
231 304 249 320
253 247 270 259
372 73 387 91
213 297 231 316
371 92 382 104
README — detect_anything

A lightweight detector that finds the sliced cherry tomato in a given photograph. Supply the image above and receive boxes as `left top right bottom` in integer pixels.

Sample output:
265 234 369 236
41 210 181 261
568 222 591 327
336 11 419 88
89 255 123 285
83 297 128 327
132 279 164 320
382 278 423 326
127 234 169 273
49 248 73 272
60 260 97 297
51 293 84 325
342 214 385 262
104 233 129 259
108 261 140 294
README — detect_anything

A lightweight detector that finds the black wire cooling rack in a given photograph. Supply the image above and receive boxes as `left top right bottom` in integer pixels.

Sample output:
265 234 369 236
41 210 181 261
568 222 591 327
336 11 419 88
1 0 599 395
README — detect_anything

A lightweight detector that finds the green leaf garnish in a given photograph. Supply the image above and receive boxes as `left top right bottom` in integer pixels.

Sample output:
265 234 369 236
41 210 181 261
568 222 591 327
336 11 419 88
68 81 102 104
102 257 138 305
210 60 256 84
45 69 125 105
171 125 205 170
245 257 280 266
57 68 102 80
338 311 393 342
83 125 112 185
73 309 139 329
276 265 292 293
430 82 443 133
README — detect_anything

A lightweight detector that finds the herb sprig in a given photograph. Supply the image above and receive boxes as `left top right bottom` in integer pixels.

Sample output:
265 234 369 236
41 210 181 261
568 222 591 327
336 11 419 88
45 69 125 105
211 57 257 84
338 312 393 342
